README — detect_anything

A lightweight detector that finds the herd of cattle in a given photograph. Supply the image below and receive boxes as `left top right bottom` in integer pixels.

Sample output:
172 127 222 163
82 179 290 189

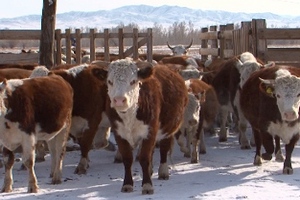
0 45 300 195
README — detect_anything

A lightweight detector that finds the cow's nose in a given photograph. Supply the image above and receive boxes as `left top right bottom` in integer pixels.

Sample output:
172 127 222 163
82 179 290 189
113 96 126 107
284 111 297 121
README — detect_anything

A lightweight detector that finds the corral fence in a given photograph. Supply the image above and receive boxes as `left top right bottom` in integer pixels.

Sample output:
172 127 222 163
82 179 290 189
1 18 300 66
0 28 153 65
200 18 300 66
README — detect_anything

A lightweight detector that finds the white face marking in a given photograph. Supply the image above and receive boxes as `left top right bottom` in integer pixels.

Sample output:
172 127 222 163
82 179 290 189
237 61 262 88
66 64 88 77
107 58 140 112
267 121 300 144
30 66 50 78
273 73 300 121
171 45 188 56
182 93 201 128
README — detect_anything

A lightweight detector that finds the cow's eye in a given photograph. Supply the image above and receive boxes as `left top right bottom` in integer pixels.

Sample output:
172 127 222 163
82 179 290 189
107 80 113 86
276 94 281 98
130 80 137 85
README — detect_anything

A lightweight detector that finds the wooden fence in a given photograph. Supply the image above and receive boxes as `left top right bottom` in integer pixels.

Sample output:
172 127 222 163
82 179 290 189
199 19 300 66
1 19 300 66
0 28 153 64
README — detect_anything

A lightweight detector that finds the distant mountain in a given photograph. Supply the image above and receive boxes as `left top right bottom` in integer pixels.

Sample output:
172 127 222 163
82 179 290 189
0 5 299 30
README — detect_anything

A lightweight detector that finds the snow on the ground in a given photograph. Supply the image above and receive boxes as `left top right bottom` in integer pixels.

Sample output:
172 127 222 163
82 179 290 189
1 128 300 200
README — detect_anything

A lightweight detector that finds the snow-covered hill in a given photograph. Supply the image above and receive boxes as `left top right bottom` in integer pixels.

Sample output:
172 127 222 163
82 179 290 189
0 5 299 30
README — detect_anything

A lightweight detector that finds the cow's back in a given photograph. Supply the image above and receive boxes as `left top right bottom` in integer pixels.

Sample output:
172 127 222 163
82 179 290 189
153 65 188 134
5 75 73 134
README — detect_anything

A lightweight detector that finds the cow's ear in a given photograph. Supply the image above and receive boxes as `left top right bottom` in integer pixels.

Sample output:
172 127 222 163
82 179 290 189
259 78 275 98
137 63 153 80
92 67 108 80
0 79 7 93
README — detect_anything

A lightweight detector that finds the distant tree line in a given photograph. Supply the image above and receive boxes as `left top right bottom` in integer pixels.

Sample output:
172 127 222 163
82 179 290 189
1 21 300 49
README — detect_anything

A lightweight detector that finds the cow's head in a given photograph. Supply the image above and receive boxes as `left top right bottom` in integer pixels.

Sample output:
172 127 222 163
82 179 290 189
106 58 153 112
259 73 300 122
167 40 193 56
236 58 275 88
183 92 202 127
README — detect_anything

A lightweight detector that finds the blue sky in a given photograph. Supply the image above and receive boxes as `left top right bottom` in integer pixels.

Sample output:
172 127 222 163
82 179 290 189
1 0 299 18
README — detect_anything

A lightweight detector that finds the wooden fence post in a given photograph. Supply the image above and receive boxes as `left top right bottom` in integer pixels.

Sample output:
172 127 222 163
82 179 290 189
200 27 208 61
118 28 124 59
55 29 62 65
89 29 96 62
252 19 267 62
147 28 153 63
103 29 109 61
132 28 138 60
75 29 82 64
219 25 226 58
210 26 218 60
65 28 72 64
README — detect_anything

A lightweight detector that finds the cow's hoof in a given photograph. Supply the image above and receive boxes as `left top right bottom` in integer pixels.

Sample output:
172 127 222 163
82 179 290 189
253 155 262 166
240 144 251 150
142 183 154 194
283 167 293 174
219 137 227 142
121 185 133 193
28 184 39 193
74 166 87 175
275 152 284 162
1 186 12 193
184 153 191 158
191 158 199 164
199 149 206 154
262 153 272 161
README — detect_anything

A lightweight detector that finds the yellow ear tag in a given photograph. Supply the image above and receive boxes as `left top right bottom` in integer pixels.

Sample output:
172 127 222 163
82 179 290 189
266 87 273 94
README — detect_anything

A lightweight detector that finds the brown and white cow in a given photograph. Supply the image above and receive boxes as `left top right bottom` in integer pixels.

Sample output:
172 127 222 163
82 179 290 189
240 65 300 174
98 58 188 194
0 74 73 193
33 64 110 175
211 52 274 149
185 78 220 162
175 85 203 163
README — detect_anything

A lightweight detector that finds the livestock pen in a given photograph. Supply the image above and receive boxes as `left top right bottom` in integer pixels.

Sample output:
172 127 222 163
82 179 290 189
0 19 300 66
199 19 300 66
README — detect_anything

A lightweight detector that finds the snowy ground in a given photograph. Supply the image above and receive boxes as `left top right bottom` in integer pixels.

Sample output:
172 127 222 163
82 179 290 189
1 128 300 200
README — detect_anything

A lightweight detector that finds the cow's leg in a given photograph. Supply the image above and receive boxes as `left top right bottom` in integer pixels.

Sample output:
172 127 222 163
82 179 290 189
261 132 274 161
139 137 156 195
199 128 206 154
158 136 173 180
283 134 299 174
35 141 47 162
218 106 229 142
1 147 15 193
238 119 251 149
175 129 188 156
253 128 263 166
21 140 39 193
74 127 98 175
93 126 111 149
114 135 134 193
47 129 68 184
274 136 284 162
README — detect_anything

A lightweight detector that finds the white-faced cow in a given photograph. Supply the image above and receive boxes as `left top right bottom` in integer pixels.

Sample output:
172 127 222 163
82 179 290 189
175 84 203 163
32 64 110 175
0 74 73 193
167 40 193 55
184 78 219 162
99 58 188 194
240 65 300 174
211 52 274 149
